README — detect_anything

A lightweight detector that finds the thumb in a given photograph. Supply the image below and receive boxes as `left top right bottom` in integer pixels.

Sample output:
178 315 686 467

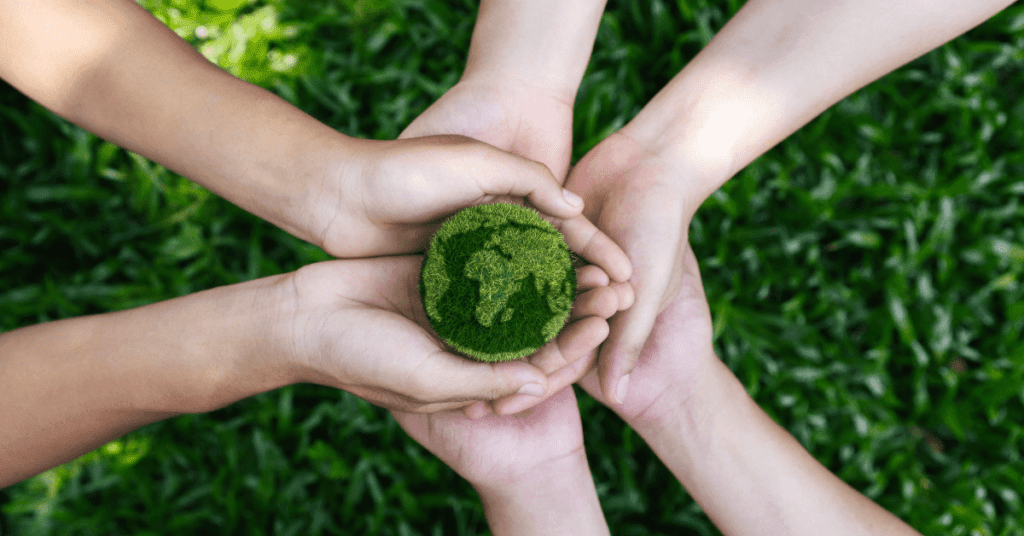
459 142 584 220
415 352 550 405
598 260 683 405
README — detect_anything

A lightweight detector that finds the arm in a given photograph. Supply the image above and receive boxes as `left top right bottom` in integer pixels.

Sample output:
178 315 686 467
0 274 294 488
573 244 921 535
0 0 346 247
399 0 609 185
633 358 920 536
462 0 608 103
557 0 1017 410
622 0 1017 201
475 448 609 536
0 0 623 263
1 255 568 489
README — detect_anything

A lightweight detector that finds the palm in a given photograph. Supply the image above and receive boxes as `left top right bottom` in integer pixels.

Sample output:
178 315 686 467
292 256 546 413
577 240 716 426
400 76 574 182
564 131 697 400
390 385 583 486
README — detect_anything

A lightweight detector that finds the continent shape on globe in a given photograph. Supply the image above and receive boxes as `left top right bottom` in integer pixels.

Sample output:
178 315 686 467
419 203 577 362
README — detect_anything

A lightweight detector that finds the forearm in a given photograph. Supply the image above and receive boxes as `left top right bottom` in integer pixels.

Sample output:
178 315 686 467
0 0 350 247
462 0 608 101
623 0 1016 201
475 450 610 536
0 275 294 488
629 358 919 536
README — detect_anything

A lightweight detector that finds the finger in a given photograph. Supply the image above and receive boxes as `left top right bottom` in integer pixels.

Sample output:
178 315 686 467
569 286 620 322
598 283 667 406
551 214 633 283
345 384 477 414
466 144 584 220
530 316 609 374
463 401 492 420
411 351 551 405
494 317 608 415
612 281 636 311
495 347 599 416
576 265 610 291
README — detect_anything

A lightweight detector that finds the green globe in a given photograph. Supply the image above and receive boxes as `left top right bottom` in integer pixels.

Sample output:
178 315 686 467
419 202 577 362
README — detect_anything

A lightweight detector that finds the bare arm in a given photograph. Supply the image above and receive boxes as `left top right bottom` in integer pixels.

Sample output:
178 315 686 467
0 0 349 247
449 3 612 532
462 0 608 102
622 0 1017 198
475 446 609 536
0 275 293 488
632 358 921 536
576 245 922 535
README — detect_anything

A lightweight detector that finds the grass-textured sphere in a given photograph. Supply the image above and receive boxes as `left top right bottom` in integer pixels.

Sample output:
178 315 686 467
419 202 577 362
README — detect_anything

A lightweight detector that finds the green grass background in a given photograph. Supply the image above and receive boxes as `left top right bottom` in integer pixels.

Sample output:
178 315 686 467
1 0 1023 534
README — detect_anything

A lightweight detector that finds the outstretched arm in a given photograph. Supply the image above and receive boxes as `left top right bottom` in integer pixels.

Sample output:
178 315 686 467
0 0 345 248
0 275 294 488
583 0 1016 410
462 0 607 104
576 245 921 535
626 0 1017 195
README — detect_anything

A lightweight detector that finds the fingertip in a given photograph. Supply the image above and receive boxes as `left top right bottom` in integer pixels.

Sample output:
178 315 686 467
615 281 636 311
494 393 540 416
612 257 634 284
464 401 491 420
562 188 585 211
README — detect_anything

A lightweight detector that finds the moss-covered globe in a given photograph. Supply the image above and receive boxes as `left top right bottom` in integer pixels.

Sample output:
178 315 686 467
419 202 577 362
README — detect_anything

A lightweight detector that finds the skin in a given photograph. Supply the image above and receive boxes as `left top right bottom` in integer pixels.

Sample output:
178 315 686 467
396 0 1014 533
0 0 633 489
0 0 632 269
0 255 620 488
393 1 621 534
482 0 1019 410
574 243 924 535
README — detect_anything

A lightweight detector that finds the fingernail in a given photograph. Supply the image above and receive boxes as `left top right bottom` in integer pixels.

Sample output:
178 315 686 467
562 188 584 208
517 383 545 397
615 374 631 404
499 394 536 415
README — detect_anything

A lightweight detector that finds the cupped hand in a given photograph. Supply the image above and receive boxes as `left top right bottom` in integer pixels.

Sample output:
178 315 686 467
390 383 584 489
483 130 703 414
280 255 626 414
576 241 717 425
315 134 579 257
399 73 574 185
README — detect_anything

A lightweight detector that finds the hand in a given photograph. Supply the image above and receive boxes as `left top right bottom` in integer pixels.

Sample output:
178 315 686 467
398 75 634 417
279 254 624 414
313 134 583 258
399 73 574 185
390 384 583 488
576 240 717 425
487 130 707 414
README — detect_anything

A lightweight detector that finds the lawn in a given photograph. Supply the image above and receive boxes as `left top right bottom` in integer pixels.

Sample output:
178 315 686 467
1 0 1023 534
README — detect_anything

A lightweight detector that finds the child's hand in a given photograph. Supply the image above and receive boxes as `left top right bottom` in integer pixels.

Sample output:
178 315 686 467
399 74 574 185
390 384 610 535
311 135 630 287
390 384 583 490
278 255 624 414
479 130 704 415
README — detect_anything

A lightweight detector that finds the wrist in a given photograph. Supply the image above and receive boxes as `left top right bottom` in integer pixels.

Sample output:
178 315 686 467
619 61 761 204
141 273 299 413
473 449 609 536
624 357 750 480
